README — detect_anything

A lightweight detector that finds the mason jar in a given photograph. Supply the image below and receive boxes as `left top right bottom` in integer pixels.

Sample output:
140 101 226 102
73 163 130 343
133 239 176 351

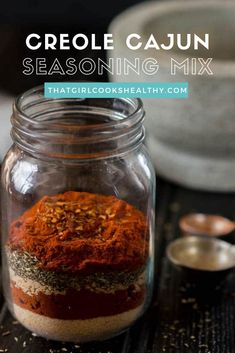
1 86 156 342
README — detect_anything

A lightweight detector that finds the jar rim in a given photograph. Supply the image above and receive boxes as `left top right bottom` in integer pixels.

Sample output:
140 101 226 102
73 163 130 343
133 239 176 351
14 85 144 131
11 85 145 159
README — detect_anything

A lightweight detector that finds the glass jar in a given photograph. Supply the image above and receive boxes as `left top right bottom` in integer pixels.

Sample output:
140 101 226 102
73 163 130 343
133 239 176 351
1 86 155 343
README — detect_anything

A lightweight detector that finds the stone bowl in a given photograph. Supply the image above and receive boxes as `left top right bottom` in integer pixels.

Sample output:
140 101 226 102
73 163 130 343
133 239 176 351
108 1 235 191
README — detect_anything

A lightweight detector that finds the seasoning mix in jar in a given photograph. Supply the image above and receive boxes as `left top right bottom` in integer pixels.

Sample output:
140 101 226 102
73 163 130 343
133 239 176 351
1 87 155 342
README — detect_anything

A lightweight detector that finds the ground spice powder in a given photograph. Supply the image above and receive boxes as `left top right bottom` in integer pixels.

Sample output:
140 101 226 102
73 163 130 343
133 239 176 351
7 191 150 341
9 191 149 274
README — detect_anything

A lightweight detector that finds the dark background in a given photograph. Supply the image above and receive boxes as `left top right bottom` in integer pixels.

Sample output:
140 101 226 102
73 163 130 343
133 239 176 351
0 0 149 94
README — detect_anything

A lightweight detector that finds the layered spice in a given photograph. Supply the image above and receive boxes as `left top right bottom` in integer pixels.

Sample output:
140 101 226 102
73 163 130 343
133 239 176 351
9 191 148 274
7 191 149 341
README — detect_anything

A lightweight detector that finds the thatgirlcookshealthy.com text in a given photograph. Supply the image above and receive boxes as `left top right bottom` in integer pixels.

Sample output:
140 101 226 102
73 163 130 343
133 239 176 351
22 33 214 77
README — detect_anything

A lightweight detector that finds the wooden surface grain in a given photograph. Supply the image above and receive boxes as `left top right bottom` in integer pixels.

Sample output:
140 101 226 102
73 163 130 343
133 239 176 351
1 179 235 353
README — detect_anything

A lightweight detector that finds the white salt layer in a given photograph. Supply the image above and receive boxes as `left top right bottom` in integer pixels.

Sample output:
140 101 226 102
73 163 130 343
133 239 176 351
13 304 143 342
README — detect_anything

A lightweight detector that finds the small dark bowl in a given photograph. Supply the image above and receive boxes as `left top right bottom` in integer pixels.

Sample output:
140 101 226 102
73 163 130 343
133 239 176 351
179 213 235 243
167 236 235 286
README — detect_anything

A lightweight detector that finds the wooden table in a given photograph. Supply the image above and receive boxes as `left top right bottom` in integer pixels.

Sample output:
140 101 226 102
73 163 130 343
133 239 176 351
1 178 235 353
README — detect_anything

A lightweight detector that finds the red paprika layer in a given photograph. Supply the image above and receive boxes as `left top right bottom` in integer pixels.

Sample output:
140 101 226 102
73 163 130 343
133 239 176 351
11 283 145 320
9 192 149 275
